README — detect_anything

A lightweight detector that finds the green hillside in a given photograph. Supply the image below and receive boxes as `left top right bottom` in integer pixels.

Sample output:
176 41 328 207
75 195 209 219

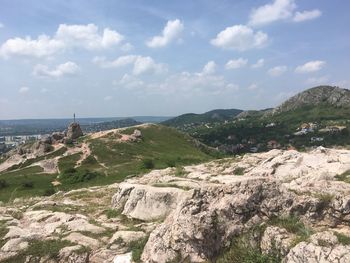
0 125 212 202
162 108 243 129
181 87 350 154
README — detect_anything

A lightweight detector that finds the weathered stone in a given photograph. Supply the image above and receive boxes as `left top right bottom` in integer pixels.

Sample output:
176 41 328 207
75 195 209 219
284 231 350 263
58 245 89 263
112 183 190 221
261 226 295 257
64 232 100 249
67 122 83 140
109 230 146 245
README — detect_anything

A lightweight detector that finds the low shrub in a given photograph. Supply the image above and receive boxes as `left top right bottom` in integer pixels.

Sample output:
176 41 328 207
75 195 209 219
141 159 155 170
21 181 34 189
0 179 8 189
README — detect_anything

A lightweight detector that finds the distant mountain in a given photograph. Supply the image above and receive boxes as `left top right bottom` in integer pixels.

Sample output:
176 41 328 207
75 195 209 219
272 86 350 114
167 85 350 154
162 109 243 127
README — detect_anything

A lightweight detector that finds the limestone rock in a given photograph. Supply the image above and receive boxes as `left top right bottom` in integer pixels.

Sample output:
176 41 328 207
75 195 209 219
109 230 146 245
64 232 100 249
58 245 89 263
261 226 295 257
113 252 132 263
67 122 83 140
112 183 190 221
284 231 350 263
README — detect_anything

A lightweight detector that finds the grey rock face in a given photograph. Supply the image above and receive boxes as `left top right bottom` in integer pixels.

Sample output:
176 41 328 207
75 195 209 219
272 86 350 114
67 122 83 140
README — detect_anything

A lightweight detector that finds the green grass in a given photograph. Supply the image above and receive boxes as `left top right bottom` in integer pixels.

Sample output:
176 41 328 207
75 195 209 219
130 235 149 263
0 221 9 248
335 170 350 183
233 167 245 175
216 233 281 263
104 208 120 219
57 153 81 173
2 239 75 263
0 166 57 202
334 232 350 245
86 125 211 185
0 125 212 201
269 216 313 246
174 166 189 177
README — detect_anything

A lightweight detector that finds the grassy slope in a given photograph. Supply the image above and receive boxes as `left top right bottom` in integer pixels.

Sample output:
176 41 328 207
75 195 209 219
162 109 243 127
191 104 350 150
87 125 211 184
0 125 212 202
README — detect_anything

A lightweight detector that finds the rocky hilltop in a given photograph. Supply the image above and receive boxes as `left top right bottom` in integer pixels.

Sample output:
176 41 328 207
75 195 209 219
1 146 350 262
272 86 350 114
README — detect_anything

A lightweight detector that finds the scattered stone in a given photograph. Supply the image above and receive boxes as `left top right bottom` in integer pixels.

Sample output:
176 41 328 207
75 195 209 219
64 232 100 249
113 252 132 263
109 230 146 245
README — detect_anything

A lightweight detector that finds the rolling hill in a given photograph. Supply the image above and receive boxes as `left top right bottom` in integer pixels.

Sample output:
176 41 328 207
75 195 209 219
0 124 213 202
174 86 350 153
162 108 243 128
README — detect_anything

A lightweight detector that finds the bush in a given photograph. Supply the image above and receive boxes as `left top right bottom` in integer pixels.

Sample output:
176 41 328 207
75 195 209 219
22 181 34 188
141 159 155 170
130 236 149 263
166 160 176 168
216 233 281 263
233 167 245 175
43 188 56 196
60 169 100 184
0 179 8 189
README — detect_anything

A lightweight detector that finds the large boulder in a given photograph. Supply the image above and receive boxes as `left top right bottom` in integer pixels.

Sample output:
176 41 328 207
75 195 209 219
112 183 190 221
67 122 83 140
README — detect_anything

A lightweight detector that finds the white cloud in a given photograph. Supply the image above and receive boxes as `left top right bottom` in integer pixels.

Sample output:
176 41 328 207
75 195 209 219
93 55 138 68
120 43 134 52
19 86 30 94
251 58 265 68
0 35 64 58
295 60 325 73
55 24 124 49
146 19 184 48
306 75 329 85
0 23 4 28
94 55 166 75
133 56 166 75
249 0 296 26
225 58 248 70
201 61 217 75
0 23 125 58
268 65 287 76
248 83 258 90
210 25 268 51
33 61 80 78
116 74 145 90
293 9 322 22
104 95 113 101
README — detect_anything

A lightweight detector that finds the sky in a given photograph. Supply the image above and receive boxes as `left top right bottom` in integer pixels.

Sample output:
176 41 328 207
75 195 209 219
0 0 349 119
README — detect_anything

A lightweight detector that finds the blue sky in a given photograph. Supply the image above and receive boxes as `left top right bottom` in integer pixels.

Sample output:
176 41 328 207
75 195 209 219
0 0 349 119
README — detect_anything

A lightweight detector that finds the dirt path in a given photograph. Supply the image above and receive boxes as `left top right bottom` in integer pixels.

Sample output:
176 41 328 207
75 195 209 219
75 143 91 167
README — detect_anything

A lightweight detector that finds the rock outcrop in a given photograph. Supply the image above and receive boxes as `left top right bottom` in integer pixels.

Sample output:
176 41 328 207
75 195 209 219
67 122 83 140
272 86 350 114
1 147 350 262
